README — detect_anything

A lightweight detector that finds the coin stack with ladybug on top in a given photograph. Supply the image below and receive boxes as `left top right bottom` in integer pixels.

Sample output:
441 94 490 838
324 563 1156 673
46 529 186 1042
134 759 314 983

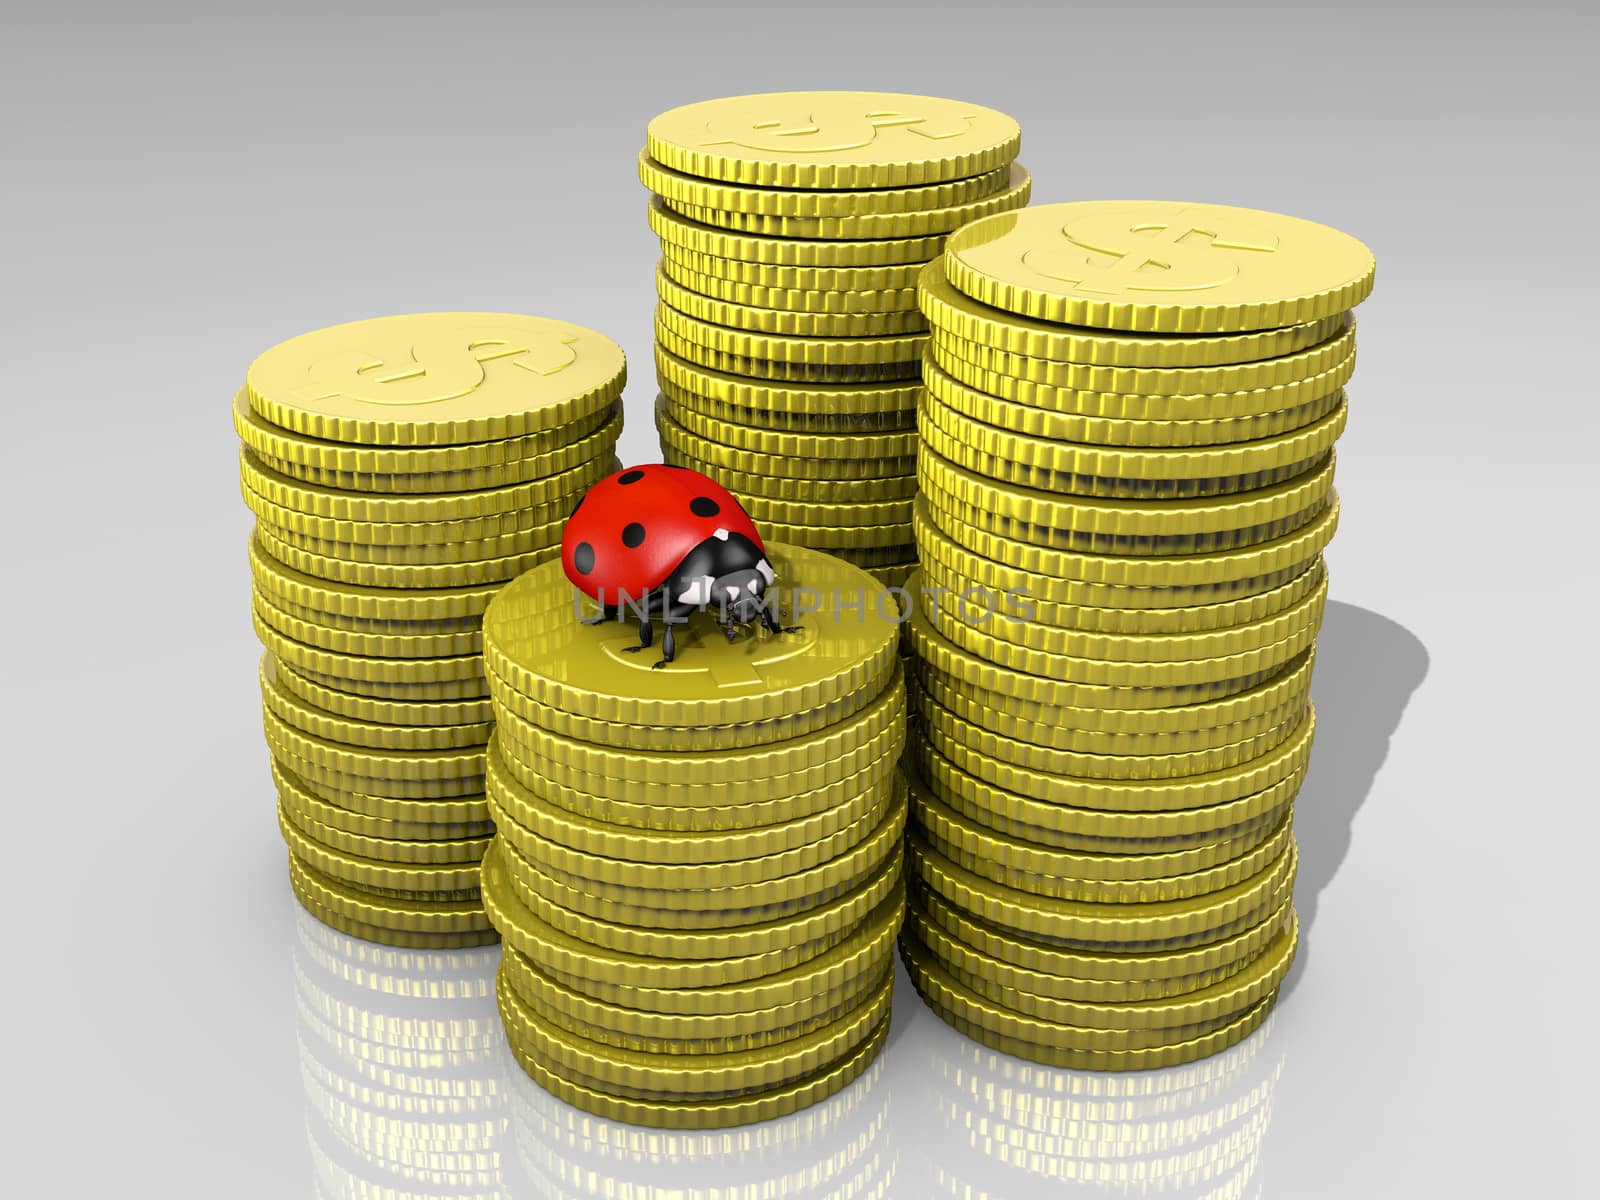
478 464 909 1128
640 92 1029 590
897 201 1376 1068
235 313 626 947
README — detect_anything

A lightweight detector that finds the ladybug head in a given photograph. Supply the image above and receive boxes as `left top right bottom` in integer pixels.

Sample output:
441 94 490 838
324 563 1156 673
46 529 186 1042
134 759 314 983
672 532 777 634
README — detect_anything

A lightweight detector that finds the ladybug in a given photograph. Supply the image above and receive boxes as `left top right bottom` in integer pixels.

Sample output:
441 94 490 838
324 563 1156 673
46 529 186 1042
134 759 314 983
560 464 801 668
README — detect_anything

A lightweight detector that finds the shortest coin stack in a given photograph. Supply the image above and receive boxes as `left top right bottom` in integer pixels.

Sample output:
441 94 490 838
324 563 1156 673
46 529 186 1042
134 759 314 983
478 545 907 1128
237 313 627 947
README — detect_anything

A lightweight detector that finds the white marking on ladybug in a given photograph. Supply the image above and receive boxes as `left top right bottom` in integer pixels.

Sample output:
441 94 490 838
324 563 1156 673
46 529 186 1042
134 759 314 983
713 528 730 540
677 575 716 606
756 558 775 584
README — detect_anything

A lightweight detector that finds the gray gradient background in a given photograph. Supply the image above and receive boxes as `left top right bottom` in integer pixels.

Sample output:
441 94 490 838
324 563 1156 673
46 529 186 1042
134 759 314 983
3 1 1595 1195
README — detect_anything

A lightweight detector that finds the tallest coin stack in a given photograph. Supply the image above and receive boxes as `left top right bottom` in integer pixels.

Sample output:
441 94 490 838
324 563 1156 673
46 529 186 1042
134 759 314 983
641 92 1028 587
898 202 1375 1068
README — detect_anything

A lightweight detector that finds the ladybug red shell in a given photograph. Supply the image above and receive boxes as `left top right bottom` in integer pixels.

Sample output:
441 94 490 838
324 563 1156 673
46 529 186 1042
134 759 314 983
562 464 764 600
561 464 795 667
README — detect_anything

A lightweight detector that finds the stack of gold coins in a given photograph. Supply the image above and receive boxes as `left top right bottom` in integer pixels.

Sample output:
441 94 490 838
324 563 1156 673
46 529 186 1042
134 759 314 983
235 313 626 947
640 92 1029 589
293 905 507 1197
477 544 907 1127
899 201 1375 1068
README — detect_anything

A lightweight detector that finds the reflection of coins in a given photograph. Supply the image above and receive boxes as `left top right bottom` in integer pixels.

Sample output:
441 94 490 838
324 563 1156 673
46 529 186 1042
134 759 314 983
248 312 625 445
945 201 1376 333
647 91 1021 188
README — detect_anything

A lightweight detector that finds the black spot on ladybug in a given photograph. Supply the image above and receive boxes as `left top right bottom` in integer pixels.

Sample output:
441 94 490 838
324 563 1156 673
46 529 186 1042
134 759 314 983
621 522 646 548
573 541 596 574
689 496 720 517
618 469 645 485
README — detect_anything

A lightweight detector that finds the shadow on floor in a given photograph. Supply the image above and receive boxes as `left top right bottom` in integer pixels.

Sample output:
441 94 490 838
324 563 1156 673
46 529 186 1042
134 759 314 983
1281 600 1430 998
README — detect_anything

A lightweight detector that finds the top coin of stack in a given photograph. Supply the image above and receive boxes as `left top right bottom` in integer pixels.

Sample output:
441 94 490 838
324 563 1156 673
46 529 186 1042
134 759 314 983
476 531 909 1129
235 313 626 947
899 201 1375 1069
641 92 1029 589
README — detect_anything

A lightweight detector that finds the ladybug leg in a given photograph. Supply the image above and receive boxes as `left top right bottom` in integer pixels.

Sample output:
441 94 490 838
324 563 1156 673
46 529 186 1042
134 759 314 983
761 605 803 637
652 622 676 669
622 615 654 653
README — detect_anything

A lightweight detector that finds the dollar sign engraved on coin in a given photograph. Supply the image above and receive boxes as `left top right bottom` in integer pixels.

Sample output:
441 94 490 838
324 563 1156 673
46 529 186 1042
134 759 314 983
293 326 580 407
701 98 976 153
1021 208 1280 295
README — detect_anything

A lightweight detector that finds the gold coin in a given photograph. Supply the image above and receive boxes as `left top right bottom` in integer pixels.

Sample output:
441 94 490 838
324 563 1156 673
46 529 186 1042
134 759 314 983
248 531 499 622
260 655 490 750
259 587 481 636
656 267 927 337
916 664 1310 757
661 449 919 502
916 742 1304 843
750 519 912 553
913 678 1306 780
252 603 482 687
252 588 481 659
495 792 906 921
654 344 919 417
660 258 921 316
932 317 1355 402
922 704 1314 814
495 835 905 957
247 313 625 446
289 854 493 936
262 701 485 784
924 353 1349 448
238 444 607 524
268 737 483 802
944 201 1375 333
254 522 557 590
280 803 483 893
910 830 1297 946
248 412 622 495
489 742 898 866
918 547 1325 635
919 446 1335 546
499 965 891 1099
656 302 926 368
484 737 900 835
915 878 1293 985
738 493 913 530
481 842 900 992
661 244 924 291
906 597 1314 719
913 491 1340 593
504 944 890 1053
658 409 916 480
922 387 1349 492
660 374 914 434
256 513 562 568
906 899 1271 1005
903 939 1280 1070
659 392 918 460
273 758 490 827
647 92 1020 189
918 260 1348 367
290 882 498 949
272 658 492 728
665 162 1030 239
502 1010 887 1129
921 570 1328 667
923 910 1298 1031
639 147 1013 215
492 778 899 896
655 321 920 384
482 548 899 727
241 477 566 547
278 770 492 848
649 196 943 269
